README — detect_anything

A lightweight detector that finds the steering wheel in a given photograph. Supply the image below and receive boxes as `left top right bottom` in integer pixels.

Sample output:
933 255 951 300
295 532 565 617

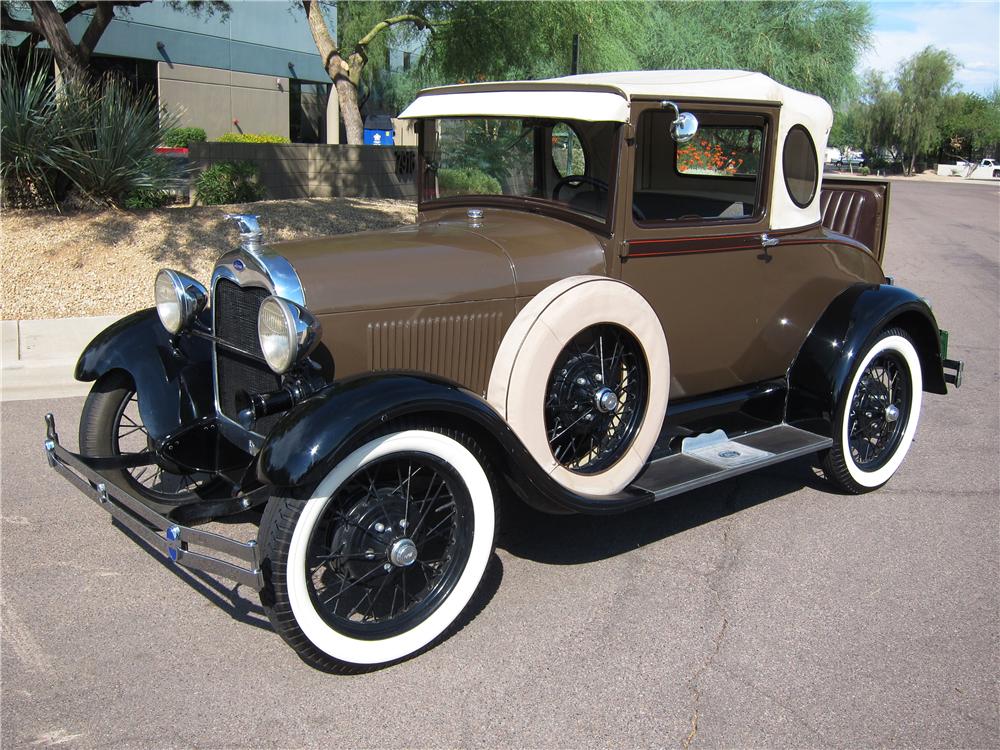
552 174 608 201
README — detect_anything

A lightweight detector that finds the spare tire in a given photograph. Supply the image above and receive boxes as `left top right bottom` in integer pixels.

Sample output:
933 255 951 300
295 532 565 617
487 276 669 495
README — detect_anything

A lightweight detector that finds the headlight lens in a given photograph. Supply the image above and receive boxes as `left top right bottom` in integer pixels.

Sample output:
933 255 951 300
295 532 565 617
258 296 321 374
154 269 207 334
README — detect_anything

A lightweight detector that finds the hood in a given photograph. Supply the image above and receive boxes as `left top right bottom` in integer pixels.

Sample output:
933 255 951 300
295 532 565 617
268 208 608 315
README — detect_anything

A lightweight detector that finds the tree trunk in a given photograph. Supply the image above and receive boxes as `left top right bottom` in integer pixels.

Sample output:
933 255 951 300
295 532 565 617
335 77 365 144
31 1 88 80
908 152 916 177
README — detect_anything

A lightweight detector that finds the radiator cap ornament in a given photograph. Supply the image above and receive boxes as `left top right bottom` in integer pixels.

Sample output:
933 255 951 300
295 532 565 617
224 213 263 252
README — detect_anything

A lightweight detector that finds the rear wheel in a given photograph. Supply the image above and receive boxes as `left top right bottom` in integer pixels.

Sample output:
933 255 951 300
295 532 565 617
79 370 217 504
258 428 496 671
821 328 922 493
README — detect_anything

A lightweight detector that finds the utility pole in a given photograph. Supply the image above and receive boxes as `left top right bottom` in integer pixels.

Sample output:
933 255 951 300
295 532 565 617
571 33 580 75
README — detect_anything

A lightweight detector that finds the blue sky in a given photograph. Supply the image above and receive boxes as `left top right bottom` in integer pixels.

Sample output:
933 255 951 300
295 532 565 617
862 1 999 93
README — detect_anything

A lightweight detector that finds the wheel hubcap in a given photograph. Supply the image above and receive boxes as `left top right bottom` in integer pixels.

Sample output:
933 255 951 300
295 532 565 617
885 404 900 423
594 386 619 413
389 538 418 567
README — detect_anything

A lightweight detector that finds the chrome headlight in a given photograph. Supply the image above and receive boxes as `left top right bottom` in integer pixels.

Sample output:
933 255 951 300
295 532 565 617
258 296 321 374
154 269 207 334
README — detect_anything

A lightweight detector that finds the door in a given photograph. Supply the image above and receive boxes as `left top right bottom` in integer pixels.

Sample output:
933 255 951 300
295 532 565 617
619 103 778 399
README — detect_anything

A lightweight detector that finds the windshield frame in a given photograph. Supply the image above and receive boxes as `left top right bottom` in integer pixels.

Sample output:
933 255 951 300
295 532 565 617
415 117 623 237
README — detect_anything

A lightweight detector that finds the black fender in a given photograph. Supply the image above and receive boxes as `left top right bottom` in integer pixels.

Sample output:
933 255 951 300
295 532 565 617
786 283 947 433
256 372 654 515
75 308 214 441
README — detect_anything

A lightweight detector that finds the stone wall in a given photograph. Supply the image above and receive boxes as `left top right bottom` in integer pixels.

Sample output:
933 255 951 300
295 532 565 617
189 143 418 201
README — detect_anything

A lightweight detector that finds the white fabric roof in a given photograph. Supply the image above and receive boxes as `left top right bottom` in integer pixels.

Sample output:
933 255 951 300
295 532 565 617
399 70 835 232
398 70 831 126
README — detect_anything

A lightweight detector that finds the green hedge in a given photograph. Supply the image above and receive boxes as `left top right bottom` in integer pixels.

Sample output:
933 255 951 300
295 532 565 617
194 161 265 205
162 127 206 147
217 132 291 144
437 167 502 196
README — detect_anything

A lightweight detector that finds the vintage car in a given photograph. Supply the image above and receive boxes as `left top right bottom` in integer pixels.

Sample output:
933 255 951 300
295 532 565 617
45 70 964 671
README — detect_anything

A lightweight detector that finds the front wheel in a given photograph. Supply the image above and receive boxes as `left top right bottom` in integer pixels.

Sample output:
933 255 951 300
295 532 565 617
258 429 497 671
821 328 923 493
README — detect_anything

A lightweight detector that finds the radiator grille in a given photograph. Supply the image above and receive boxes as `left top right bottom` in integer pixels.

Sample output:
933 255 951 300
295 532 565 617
213 278 282 432
367 312 505 395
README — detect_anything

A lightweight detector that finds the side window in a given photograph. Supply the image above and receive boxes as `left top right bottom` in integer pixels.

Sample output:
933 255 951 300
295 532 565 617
552 123 586 177
633 111 766 224
782 125 818 207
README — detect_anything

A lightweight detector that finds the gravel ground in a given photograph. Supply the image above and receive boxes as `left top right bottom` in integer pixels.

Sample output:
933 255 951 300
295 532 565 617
0 197 416 320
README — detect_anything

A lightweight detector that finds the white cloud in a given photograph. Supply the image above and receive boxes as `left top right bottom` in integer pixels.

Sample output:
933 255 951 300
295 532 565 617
860 1 999 93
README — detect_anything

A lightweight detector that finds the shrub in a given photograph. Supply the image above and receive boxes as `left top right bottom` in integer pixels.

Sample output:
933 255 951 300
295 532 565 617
217 132 291 144
194 161 265 205
124 186 172 209
163 127 206 147
1 53 180 208
437 167 502 195
859 166 871 176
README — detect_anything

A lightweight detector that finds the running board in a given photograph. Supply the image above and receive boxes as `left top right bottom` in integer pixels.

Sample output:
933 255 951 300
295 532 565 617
630 424 832 501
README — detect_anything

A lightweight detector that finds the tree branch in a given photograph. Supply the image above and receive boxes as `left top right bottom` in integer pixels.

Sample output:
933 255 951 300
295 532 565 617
301 0 347 77
355 13 429 51
0 5 39 34
78 3 116 60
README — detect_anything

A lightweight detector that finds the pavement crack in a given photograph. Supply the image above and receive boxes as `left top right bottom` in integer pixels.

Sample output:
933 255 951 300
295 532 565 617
681 484 741 748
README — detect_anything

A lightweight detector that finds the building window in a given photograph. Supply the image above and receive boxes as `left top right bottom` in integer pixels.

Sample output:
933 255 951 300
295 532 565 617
290 80 329 143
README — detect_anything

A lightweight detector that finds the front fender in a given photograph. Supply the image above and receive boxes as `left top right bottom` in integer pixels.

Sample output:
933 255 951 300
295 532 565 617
256 372 654 514
75 308 214 440
787 283 947 432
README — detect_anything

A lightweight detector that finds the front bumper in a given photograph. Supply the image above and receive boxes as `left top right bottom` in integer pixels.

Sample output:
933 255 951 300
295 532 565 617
43 414 264 592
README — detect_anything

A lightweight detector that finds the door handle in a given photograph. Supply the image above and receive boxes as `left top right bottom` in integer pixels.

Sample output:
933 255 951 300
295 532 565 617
760 233 780 248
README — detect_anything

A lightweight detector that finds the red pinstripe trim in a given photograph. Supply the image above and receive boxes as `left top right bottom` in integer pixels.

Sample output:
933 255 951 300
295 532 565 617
627 236 869 259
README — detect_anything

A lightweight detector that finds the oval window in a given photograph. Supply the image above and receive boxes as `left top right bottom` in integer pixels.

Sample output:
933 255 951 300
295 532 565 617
783 125 818 208
552 123 586 178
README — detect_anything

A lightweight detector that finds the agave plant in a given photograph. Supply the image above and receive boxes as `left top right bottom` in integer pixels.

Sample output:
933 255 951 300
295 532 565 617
57 76 179 207
1 53 180 209
0 54 75 206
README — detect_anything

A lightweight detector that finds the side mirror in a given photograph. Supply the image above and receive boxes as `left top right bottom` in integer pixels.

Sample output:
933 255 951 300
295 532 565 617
661 100 699 143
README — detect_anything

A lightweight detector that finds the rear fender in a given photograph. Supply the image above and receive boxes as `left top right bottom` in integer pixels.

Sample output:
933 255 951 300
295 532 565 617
786 283 947 433
75 308 214 440
256 372 653 514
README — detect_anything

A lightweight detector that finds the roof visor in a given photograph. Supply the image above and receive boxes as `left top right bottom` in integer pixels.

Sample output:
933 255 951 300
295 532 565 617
398 89 631 123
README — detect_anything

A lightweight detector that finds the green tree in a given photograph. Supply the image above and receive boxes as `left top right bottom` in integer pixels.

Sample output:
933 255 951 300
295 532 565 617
419 1 644 83
854 70 902 168
938 90 1000 163
0 1 229 81
641 1 873 106
895 46 958 175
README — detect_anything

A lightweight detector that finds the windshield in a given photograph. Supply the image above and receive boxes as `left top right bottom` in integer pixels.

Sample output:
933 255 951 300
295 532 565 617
421 117 619 223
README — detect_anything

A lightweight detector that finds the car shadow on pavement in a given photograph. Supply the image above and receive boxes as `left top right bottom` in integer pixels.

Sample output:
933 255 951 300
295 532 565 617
497 457 829 565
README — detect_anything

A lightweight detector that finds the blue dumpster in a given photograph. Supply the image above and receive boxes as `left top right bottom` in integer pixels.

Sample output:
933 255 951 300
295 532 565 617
363 115 395 146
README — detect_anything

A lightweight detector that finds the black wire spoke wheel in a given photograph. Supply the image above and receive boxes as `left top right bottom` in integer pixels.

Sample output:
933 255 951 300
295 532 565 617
846 351 911 472
113 391 213 500
304 452 473 640
544 323 648 473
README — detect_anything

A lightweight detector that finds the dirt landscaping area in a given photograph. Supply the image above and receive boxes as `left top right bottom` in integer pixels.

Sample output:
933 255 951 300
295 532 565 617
0 197 416 320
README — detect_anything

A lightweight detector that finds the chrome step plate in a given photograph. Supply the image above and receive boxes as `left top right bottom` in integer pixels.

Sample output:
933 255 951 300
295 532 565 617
631 424 832 501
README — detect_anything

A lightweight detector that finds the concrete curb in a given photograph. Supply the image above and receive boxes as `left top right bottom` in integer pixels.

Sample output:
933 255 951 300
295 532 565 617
1 315 120 402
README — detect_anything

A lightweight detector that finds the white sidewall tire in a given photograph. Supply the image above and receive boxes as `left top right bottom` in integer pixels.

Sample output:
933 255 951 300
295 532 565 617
487 276 669 495
284 431 495 666
841 334 923 488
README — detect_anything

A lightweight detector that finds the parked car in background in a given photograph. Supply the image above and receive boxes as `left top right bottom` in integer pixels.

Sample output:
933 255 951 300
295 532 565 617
45 70 964 671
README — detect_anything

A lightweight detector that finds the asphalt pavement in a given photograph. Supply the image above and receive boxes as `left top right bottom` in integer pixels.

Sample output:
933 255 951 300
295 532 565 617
2 179 997 749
